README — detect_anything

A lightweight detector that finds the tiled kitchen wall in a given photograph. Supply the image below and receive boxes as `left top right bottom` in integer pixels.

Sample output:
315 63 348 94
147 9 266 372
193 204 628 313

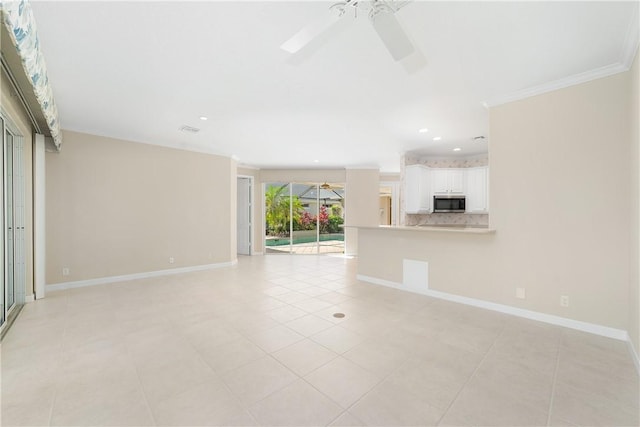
405 154 489 168
405 212 489 226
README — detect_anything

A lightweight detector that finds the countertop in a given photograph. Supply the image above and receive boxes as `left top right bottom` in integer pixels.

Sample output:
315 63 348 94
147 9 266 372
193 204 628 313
346 224 496 234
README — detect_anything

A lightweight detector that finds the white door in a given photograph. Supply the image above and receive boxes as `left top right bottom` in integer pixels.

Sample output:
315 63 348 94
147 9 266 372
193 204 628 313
237 177 251 255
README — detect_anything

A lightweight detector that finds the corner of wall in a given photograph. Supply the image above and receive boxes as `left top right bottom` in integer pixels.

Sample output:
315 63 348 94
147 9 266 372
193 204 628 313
629 46 640 366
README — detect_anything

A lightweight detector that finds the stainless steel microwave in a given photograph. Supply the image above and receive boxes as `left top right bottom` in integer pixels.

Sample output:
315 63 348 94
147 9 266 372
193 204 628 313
433 195 466 213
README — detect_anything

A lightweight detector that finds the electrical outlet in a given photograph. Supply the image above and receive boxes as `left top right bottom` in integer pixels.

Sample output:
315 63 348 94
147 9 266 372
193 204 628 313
516 288 526 299
169 257 175 264
62 267 70 276
560 295 569 307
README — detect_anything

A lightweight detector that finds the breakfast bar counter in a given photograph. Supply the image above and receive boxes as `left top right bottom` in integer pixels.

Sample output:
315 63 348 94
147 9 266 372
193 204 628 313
352 225 496 234
347 224 497 297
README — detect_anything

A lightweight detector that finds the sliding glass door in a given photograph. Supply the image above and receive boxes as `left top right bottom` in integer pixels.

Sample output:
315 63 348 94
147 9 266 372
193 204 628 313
265 182 292 254
1 115 25 332
317 183 345 254
264 181 344 255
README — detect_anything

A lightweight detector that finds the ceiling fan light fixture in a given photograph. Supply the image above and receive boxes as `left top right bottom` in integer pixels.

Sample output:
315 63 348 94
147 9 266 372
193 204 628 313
280 4 346 54
370 7 415 61
281 0 416 62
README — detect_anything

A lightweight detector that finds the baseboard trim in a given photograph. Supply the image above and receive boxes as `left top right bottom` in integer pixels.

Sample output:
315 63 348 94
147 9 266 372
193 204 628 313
47 261 238 292
24 294 35 303
356 274 629 342
356 274 400 289
253 252 264 256
628 339 640 376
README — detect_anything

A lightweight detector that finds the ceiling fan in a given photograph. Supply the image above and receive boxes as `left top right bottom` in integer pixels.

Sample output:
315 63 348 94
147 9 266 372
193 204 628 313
280 0 415 61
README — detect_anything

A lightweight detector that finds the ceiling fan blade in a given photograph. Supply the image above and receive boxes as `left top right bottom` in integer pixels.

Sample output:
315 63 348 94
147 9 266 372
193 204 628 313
371 11 415 61
281 9 344 54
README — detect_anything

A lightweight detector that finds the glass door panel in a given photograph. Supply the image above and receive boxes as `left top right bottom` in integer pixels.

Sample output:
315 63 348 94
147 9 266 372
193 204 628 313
5 131 14 310
318 183 345 254
0 118 4 327
1 117 25 335
291 183 318 255
265 182 292 254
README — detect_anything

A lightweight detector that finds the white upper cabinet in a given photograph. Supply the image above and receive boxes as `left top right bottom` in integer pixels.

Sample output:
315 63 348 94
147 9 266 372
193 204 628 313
465 166 489 213
404 165 431 214
432 169 465 194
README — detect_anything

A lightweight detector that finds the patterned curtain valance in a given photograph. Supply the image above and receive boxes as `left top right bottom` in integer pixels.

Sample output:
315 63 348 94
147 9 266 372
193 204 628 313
1 0 61 149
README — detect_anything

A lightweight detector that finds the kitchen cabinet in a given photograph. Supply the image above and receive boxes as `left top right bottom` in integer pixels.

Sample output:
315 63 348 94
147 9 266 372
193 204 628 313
432 169 465 194
465 166 489 213
404 165 431 214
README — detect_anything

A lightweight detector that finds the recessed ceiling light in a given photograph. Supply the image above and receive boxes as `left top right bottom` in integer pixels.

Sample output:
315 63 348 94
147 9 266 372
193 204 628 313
199 116 208 121
313 159 319 163
433 136 442 141
418 128 429 133
453 147 461 152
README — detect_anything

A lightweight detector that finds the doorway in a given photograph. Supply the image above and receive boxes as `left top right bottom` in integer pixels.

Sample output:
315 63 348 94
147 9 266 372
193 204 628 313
380 181 400 226
237 176 252 256
264 182 345 254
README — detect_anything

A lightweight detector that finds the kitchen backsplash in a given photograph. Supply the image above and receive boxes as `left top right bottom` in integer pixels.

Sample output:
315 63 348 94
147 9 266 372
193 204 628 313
405 213 489 226
405 154 488 168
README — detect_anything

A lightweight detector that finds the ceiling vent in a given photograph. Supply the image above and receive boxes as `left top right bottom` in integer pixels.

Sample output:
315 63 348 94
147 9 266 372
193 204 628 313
179 125 200 133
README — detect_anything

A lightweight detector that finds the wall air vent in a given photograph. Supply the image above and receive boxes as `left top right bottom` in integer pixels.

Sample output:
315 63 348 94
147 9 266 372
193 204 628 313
179 125 200 133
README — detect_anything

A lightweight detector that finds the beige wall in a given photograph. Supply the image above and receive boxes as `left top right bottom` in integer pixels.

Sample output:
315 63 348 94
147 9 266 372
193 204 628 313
259 169 346 184
1 70 34 297
359 69 634 332
345 169 380 255
489 70 631 330
380 173 400 182
630 49 639 356
46 130 236 284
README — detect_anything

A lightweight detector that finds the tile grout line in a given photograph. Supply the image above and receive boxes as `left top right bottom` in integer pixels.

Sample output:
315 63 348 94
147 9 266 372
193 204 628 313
434 324 507 426
545 336 563 426
156 326 259 425
320 335 425 426
47 294 72 426
123 337 160 427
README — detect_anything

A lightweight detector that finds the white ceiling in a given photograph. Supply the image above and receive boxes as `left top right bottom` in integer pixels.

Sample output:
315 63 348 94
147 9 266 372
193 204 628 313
30 1 638 173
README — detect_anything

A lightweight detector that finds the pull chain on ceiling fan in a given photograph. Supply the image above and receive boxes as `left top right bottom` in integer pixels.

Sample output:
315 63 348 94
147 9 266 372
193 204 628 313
280 0 415 61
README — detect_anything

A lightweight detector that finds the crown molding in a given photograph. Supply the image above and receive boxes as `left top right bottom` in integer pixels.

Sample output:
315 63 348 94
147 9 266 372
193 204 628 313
621 1 639 69
483 62 629 108
485 3 639 109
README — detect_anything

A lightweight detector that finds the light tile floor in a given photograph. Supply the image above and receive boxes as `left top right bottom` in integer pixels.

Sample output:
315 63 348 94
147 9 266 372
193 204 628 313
1 255 638 426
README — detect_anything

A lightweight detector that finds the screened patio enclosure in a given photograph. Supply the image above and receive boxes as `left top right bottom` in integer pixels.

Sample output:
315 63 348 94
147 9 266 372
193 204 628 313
264 182 345 254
